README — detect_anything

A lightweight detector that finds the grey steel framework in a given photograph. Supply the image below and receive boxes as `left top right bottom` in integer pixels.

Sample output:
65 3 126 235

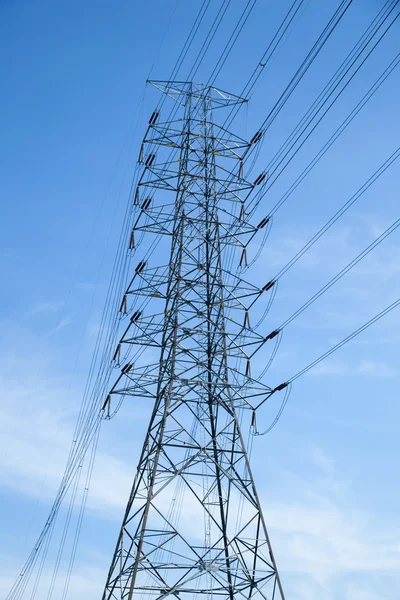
102 81 285 600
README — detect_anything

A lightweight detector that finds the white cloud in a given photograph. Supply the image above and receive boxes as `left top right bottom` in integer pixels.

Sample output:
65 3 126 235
311 361 350 375
3 380 400 600
46 316 74 336
30 301 64 315
2 320 400 599
0 562 107 600
310 444 335 475
345 583 386 600
267 498 400 580
357 360 397 377
310 359 397 377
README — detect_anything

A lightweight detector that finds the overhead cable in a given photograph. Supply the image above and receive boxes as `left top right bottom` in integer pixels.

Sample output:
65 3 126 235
252 213 400 358
266 48 400 217
247 0 400 211
287 297 400 382
273 145 400 281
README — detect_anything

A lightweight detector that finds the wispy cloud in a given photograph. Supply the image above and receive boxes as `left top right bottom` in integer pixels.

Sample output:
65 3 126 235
257 217 400 293
1 320 399 599
47 316 74 335
311 359 397 377
357 359 397 377
30 301 64 315
345 584 386 600
309 444 335 476
260 445 400 597
0 562 107 600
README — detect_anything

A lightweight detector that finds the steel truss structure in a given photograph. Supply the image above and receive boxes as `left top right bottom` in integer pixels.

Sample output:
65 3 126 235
102 81 285 600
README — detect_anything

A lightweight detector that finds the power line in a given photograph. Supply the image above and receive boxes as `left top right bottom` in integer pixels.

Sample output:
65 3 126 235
162 0 212 86
188 0 233 80
224 0 307 127
266 48 400 217
247 0 400 212
209 0 398 288
255 297 400 431
207 0 259 86
252 213 400 359
287 296 400 383
147 0 182 79
252 383 292 436
242 0 354 163
247 144 400 318
147 0 357 228
210 0 359 240
273 145 400 280
279 217 400 330
100 81 287 600
8 2 400 596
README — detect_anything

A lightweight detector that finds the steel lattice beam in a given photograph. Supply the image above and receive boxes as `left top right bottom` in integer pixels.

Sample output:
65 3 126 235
102 82 285 600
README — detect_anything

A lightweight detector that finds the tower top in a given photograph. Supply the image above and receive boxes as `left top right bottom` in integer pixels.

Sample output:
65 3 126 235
147 79 248 108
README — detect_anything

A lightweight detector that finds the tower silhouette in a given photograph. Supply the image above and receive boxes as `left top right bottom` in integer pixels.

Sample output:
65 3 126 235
102 81 285 600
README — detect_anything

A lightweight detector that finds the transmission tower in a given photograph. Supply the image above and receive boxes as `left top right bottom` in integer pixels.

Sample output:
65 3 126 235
102 81 285 600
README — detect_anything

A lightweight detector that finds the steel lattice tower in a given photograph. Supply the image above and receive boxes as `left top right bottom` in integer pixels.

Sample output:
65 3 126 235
102 81 285 600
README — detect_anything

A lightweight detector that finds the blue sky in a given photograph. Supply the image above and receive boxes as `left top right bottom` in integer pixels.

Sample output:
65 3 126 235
1 1 400 599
